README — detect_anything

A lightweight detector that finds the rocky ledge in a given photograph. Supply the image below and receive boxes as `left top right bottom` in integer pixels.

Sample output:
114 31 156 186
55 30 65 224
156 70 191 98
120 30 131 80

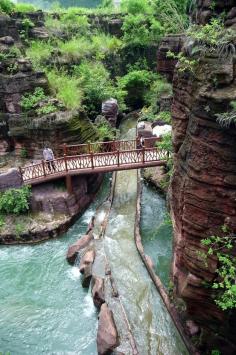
66 173 138 355
0 173 103 244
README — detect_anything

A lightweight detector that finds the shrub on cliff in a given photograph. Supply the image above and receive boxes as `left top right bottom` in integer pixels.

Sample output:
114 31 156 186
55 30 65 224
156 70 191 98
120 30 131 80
117 69 155 110
0 0 14 14
73 61 125 117
47 70 83 110
0 186 31 215
45 12 89 37
201 228 236 311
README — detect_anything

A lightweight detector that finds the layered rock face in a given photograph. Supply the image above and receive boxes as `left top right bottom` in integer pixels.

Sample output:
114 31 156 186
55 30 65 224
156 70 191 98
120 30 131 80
0 12 120 158
170 50 236 353
157 34 185 81
194 0 236 26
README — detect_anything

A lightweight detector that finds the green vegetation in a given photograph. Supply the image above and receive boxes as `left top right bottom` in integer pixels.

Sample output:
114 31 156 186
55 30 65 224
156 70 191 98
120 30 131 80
21 87 46 111
117 69 155 109
0 186 31 215
0 214 5 229
95 117 117 141
0 0 14 14
25 41 53 69
201 226 236 311
21 87 58 114
20 147 28 158
169 19 236 76
47 70 83 110
45 11 89 37
15 222 25 237
15 2 36 12
216 101 236 128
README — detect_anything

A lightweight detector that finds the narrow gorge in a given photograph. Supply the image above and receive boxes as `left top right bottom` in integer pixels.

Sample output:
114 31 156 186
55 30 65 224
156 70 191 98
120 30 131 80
0 1 236 355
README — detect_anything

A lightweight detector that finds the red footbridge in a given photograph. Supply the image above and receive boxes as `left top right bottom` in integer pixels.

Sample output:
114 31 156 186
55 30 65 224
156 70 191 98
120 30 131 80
19 138 168 192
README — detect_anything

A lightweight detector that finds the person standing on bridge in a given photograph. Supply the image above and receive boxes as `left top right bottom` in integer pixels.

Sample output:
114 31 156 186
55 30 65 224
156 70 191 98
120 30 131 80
140 135 145 148
43 146 56 173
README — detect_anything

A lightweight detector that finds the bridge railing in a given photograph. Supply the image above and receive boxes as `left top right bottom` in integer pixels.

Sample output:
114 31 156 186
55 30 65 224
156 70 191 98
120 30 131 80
20 141 167 183
61 137 160 156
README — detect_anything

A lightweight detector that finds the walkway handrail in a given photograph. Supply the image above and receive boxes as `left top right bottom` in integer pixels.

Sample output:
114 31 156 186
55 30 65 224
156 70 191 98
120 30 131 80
61 137 159 156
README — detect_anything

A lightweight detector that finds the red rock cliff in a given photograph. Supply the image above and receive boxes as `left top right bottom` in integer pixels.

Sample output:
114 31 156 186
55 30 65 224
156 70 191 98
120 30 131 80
169 43 236 355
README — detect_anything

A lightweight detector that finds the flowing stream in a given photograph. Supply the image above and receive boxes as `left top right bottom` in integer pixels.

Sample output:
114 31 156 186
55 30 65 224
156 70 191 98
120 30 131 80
104 119 188 354
141 185 173 289
0 177 110 355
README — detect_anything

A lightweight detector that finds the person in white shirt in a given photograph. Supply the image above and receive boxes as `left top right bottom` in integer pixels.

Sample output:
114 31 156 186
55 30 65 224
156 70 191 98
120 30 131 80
140 135 145 148
43 146 56 172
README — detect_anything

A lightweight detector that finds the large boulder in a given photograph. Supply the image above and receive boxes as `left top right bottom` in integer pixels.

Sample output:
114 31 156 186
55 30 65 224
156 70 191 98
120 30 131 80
97 303 119 355
66 234 93 265
79 248 95 288
91 276 105 308
102 98 118 127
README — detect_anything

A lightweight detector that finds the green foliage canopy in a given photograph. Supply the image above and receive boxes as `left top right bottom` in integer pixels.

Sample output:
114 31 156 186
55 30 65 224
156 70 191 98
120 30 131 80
0 186 31 215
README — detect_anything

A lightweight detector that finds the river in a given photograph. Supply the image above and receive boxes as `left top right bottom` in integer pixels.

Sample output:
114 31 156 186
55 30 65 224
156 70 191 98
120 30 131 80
103 119 188 354
141 184 173 289
0 176 110 355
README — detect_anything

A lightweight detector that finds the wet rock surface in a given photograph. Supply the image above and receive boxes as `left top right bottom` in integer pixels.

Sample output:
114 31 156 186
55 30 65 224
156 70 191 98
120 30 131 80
97 303 120 355
91 276 105 308
66 234 93 265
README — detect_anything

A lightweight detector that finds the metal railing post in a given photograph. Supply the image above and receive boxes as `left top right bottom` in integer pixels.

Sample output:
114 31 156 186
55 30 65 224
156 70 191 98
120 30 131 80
42 160 46 177
18 167 23 183
142 147 145 164
91 152 94 169
63 143 67 155
64 154 68 172
117 150 120 166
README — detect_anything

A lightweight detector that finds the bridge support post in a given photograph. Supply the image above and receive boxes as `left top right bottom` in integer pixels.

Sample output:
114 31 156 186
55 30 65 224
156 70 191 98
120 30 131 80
66 175 73 194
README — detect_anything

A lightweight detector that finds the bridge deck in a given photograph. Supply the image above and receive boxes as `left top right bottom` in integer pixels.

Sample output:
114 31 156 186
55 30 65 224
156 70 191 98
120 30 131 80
19 139 168 186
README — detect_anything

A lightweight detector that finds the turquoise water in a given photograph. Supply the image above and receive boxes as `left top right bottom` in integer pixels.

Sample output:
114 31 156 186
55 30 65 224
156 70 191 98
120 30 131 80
104 119 188 354
140 184 173 288
0 176 110 355
17 0 102 10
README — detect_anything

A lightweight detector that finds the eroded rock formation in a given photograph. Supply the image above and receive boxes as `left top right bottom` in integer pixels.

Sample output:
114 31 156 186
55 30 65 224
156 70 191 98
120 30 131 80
170 42 236 355
157 34 185 81
97 303 120 355
194 0 236 27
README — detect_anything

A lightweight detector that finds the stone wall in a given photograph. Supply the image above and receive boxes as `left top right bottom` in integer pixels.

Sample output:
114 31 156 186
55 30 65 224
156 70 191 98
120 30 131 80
169 51 236 353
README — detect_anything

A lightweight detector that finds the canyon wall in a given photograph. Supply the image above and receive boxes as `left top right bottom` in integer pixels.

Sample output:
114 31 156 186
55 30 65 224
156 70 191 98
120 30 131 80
193 0 236 27
170 2 236 353
0 13 99 158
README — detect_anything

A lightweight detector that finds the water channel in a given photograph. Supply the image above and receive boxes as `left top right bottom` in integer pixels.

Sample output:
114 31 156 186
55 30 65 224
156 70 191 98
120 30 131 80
0 178 110 355
0 119 187 354
104 119 188 354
